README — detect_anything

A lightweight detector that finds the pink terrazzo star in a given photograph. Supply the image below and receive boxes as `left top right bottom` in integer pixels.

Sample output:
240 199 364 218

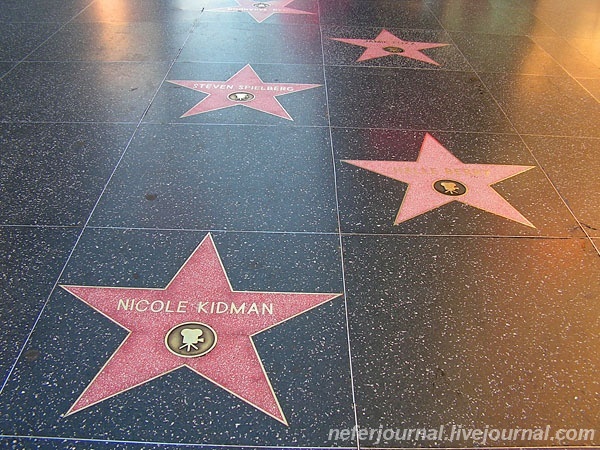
61 234 340 424
167 64 321 120
331 29 449 65
207 0 315 23
343 133 536 227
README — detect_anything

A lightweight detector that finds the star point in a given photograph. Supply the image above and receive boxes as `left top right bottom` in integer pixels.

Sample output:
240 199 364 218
343 133 536 228
167 64 321 121
60 234 340 424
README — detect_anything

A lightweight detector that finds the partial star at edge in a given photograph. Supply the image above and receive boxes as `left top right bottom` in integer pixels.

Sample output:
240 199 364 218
206 0 315 23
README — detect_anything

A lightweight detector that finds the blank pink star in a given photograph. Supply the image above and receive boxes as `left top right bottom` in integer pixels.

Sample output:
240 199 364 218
343 133 536 227
207 0 314 23
167 64 321 120
331 29 449 65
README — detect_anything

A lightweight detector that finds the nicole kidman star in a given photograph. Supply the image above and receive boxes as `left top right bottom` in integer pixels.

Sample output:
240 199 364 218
61 234 340 424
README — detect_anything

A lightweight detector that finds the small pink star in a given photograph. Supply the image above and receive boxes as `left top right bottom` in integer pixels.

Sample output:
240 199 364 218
331 29 450 65
343 133 536 227
167 64 321 121
207 0 315 23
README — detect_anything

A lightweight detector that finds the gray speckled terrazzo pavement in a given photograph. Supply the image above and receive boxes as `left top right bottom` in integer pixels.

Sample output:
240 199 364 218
0 0 598 448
